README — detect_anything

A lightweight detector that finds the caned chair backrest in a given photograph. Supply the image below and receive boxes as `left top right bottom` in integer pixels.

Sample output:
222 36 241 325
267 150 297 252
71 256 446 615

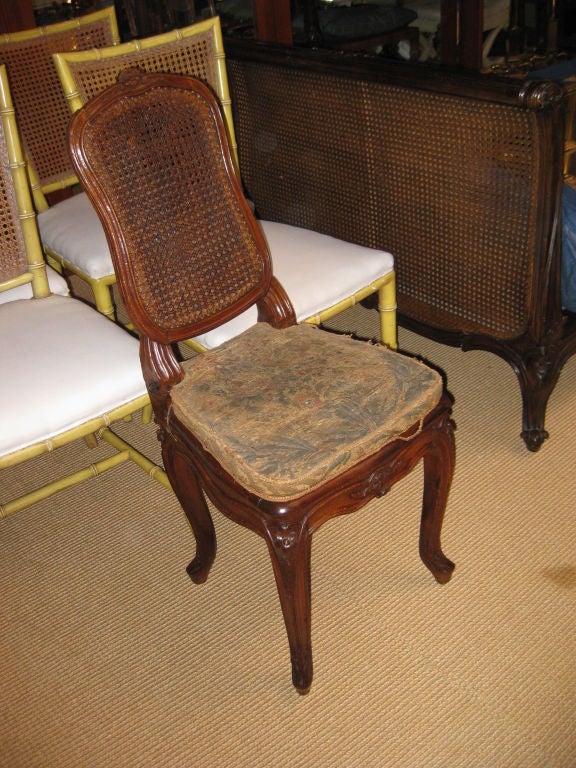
0 7 119 206
69 69 269 344
54 16 238 167
0 64 49 299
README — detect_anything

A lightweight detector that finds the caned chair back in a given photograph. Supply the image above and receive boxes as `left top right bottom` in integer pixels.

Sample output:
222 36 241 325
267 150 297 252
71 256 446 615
69 68 269 344
0 7 119 205
54 16 237 166
0 64 50 298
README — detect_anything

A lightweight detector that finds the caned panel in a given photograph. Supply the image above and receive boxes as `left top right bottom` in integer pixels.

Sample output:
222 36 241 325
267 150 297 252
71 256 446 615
0 12 118 189
0 113 28 284
79 84 264 334
228 59 539 340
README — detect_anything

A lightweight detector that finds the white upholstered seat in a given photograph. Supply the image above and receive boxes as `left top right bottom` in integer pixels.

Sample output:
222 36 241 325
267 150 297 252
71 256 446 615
0 295 147 458
194 220 395 349
38 192 112 279
0 61 168 517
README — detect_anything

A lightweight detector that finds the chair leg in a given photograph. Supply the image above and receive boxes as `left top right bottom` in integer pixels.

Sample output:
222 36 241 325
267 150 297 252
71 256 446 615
162 440 216 584
264 519 313 693
419 413 456 585
91 280 117 321
377 272 397 349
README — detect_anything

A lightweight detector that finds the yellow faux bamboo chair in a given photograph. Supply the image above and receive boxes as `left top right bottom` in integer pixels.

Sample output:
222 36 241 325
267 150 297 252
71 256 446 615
53 15 397 348
0 8 119 309
0 64 168 518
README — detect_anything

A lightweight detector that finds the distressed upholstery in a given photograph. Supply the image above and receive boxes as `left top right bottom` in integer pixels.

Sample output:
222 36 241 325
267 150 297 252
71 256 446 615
173 323 441 500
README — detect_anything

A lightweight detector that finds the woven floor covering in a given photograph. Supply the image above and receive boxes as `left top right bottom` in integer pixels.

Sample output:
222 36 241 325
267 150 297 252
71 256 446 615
1 306 575 768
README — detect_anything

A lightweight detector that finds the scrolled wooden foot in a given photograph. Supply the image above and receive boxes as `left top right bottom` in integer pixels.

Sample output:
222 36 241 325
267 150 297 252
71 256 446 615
521 426 549 452
186 551 214 585
420 550 455 585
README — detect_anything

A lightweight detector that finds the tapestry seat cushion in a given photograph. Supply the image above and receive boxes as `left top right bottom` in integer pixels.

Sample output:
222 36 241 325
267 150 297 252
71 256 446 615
171 323 442 501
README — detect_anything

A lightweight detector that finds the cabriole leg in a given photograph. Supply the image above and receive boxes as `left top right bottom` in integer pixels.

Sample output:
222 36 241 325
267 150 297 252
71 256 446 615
264 520 313 693
419 417 456 585
162 440 216 584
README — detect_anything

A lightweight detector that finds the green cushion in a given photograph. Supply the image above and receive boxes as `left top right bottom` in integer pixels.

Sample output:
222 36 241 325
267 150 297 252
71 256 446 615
171 323 442 501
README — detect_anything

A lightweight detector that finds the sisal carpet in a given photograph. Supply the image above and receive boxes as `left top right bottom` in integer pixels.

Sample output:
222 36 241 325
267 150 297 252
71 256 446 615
1 305 575 768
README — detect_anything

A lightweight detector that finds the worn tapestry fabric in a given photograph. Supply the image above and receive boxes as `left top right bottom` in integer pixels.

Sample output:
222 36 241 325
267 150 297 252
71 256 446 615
171 323 442 500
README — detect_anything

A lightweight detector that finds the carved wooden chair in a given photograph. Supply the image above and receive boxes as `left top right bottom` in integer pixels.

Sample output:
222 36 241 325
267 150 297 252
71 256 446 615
0 64 168 518
69 68 456 692
53 15 397 348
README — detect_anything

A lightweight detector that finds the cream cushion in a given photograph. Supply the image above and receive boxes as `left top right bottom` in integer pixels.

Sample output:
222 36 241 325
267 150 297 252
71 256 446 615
37 193 111 279
0 265 69 304
37 193 394 349
0 295 147 457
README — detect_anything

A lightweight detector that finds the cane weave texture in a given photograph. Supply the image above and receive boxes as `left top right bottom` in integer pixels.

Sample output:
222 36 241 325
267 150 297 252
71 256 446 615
54 19 236 158
0 8 119 192
171 322 442 500
78 81 265 332
0 114 28 285
228 59 539 339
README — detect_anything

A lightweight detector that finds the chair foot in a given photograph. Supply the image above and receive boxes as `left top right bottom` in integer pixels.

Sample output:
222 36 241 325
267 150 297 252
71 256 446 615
521 426 549 453
421 551 455 585
186 554 214 584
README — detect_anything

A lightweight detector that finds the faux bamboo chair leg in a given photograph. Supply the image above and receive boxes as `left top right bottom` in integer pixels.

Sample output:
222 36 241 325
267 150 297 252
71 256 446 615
91 280 117 321
378 271 397 350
